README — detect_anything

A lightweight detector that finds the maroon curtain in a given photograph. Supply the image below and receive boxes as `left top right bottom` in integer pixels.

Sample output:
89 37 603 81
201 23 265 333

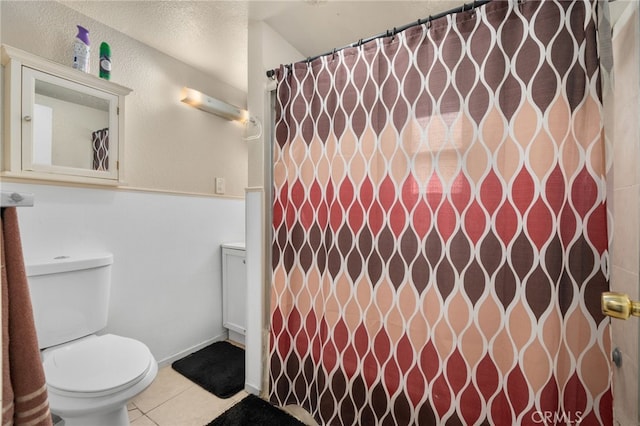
270 1 611 425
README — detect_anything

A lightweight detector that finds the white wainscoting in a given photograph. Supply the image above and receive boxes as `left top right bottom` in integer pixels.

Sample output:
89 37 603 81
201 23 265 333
245 187 264 395
2 182 245 365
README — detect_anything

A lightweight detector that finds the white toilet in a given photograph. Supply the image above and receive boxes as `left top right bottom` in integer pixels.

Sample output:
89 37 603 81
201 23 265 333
26 253 158 426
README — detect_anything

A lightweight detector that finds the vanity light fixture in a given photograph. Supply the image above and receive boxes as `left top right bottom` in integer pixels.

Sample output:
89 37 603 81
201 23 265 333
181 87 249 122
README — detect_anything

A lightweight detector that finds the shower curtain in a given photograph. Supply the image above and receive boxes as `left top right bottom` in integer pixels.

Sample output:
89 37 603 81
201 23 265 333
270 0 612 424
92 128 109 171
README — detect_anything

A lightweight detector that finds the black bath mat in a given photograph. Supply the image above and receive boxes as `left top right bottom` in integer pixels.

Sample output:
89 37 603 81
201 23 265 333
206 394 306 426
172 341 244 398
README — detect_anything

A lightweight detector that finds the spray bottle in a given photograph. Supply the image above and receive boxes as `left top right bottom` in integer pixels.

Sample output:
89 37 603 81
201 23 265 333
99 42 111 80
72 25 90 73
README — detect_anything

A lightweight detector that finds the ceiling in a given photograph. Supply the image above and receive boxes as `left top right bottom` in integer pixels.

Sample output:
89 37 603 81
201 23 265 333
61 1 463 92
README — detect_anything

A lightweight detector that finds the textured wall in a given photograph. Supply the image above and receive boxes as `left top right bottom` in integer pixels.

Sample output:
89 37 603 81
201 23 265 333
0 1 249 365
1 1 248 197
246 20 304 188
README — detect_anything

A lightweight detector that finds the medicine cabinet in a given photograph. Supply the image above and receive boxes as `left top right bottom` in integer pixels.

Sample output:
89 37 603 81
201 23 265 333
1 45 132 185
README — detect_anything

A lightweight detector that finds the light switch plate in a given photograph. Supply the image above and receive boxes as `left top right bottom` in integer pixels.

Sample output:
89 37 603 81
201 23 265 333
215 177 225 194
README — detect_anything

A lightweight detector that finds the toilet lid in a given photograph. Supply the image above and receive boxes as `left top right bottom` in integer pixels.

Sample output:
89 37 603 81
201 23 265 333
44 334 152 396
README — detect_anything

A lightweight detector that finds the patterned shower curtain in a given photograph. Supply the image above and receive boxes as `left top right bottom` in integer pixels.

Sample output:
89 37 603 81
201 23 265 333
270 1 612 425
92 127 109 171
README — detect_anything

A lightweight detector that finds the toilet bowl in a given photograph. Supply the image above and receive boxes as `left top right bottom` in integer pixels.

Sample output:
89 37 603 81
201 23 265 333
26 254 158 426
42 334 157 426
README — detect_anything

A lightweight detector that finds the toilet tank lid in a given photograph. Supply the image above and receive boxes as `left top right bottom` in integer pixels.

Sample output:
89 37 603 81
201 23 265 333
25 253 113 277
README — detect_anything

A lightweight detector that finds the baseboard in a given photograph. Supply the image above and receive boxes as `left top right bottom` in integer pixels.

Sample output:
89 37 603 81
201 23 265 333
228 329 246 346
244 382 261 395
156 333 227 368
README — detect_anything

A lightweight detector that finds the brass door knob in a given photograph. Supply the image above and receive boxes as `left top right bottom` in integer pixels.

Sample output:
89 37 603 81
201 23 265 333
601 292 640 320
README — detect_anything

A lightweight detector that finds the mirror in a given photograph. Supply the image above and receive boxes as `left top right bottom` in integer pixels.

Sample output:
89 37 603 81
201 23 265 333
2 44 131 185
33 76 110 169
22 66 120 180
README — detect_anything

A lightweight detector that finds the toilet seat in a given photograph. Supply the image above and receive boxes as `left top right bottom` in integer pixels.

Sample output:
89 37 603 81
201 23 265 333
43 334 153 398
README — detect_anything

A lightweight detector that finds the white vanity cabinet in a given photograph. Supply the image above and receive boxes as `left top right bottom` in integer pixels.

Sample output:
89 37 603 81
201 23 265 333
221 243 247 344
1 44 131 185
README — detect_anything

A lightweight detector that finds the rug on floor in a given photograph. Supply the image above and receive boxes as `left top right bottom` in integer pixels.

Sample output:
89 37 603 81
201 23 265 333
171 341 244 398
206 394 306 426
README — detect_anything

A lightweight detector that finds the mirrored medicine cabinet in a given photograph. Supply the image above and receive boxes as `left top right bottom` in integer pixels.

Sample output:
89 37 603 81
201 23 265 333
1 44 132 185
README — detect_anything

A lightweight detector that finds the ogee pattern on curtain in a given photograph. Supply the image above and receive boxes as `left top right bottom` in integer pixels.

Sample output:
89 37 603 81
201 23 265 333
270 1 612 425
92 127 109 171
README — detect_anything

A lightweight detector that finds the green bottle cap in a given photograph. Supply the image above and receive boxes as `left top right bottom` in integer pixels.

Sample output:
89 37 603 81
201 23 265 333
100 42 110 56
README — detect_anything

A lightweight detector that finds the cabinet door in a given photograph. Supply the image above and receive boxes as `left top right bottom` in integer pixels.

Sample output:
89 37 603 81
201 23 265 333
222 248 247 334
21 66 120 180
1 44 131 185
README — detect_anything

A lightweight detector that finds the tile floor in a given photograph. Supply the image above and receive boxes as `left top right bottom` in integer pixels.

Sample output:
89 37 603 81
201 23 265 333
51 365 228 426
127 365 318 426
127 366 247 426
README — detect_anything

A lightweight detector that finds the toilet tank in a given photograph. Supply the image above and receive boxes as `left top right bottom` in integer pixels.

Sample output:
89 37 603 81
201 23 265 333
25 253 113 349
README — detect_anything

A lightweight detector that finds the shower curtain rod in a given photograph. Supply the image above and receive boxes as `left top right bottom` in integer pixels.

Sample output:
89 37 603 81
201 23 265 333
265 0 492 79
1 191 34 207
